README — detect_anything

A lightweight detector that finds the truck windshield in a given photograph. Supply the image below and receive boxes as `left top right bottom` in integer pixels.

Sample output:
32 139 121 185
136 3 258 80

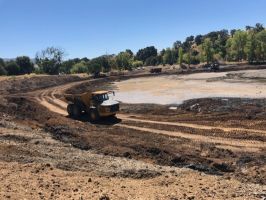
95 94 109 101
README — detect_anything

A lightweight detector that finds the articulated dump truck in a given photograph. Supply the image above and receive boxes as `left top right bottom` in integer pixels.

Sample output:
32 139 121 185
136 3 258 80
64 90 119 121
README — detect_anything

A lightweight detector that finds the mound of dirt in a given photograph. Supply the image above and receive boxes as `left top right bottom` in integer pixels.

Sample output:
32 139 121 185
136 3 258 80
0 75 88 95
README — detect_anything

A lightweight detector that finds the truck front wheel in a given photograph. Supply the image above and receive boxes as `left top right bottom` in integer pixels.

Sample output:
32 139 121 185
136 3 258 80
89 109 99 122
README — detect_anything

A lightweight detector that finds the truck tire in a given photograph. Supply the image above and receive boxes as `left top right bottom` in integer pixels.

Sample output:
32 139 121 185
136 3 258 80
67 104 74 116
89 109 99 122
72 104 81 118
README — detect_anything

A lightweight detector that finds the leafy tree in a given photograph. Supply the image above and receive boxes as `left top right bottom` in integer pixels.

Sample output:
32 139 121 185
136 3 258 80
91 56 112 72
70 61 88 74
87 62 102 75
231 31 248 61
173 41 182 50
254 23 264 33
255 30 266 61
35 47 65 75
132 60 143 68
163 48 175 65
0 58 7 76
145 56 158 66
5 62 20 75
230 29 237 36
245 31 257 62
202 38 214 64
136 46 157 63
0 58 5 67
60 58 80 74
246 26 253 31
183 53 191 65
81 57 89 62
16 56 34 74
125 49 134 57
0 65 7 75
195 35 203 45
116 52 132 70
182 36 194 52
178 47 183 65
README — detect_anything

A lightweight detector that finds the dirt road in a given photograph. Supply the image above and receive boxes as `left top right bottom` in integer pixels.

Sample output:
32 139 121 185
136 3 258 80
33 79 266 152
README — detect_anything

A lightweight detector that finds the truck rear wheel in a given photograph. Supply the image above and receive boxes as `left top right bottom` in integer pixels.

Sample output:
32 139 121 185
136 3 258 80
89 109 99 122
67 104 74 116
72 104 81 118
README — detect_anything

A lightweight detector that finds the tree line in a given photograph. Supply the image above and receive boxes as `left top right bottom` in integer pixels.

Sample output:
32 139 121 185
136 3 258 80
0 23 265 76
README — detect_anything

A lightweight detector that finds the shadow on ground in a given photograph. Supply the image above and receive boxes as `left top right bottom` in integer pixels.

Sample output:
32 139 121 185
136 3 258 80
66 114 122 126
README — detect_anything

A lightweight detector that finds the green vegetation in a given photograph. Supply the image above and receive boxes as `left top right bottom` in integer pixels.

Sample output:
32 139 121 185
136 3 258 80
35 47 65 75
1 23 266 76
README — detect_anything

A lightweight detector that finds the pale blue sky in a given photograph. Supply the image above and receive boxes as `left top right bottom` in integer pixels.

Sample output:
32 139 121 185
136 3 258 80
0 0 265 59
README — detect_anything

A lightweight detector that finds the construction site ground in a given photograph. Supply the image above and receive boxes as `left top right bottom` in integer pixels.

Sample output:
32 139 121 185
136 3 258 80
0 65 265 200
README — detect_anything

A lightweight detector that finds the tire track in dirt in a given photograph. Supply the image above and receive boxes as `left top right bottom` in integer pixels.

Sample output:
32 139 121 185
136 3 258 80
33 81 266 152
116 124 265 150
118 114 266 135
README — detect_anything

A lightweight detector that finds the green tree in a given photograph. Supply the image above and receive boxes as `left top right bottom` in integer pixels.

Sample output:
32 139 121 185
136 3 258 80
254 23 264 33
202 38 214 64
87 62 102 75
35 47 65 75
255 30 266 61
0 58 7 76
70 61 88 74
5 62 20 75
135 46 157 63
0 65 7 75
16 56 34 74
178 47 183 65
145 56 158 66
125 49 134 57
0 58 5 67
231 31 248 61
163 48 175 65
245 31 257 62
183 53 191 65
60 58 80 74
116 52 132 70
132 60 143 68
173 41 182 50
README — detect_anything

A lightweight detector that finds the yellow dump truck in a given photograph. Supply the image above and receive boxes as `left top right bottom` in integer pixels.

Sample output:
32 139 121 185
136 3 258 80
64 90 119 121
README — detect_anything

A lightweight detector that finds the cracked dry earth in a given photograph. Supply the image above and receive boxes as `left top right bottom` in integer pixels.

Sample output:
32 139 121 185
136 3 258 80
0 72 266 199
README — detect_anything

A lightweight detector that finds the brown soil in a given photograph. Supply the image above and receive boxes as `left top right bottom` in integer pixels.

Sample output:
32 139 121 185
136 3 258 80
0 68 265 199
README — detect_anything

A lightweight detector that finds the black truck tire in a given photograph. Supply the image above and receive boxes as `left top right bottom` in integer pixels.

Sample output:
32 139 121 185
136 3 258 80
89 109 99 122
67 104 74 116
72 104 81 118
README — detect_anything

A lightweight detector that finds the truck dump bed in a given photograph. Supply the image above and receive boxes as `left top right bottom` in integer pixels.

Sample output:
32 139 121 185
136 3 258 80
64 92 92 104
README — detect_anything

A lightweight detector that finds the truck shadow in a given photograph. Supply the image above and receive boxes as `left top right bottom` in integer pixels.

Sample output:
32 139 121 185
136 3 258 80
67 114 122 126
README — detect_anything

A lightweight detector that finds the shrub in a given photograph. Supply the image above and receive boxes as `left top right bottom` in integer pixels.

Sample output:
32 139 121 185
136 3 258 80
16 56 34 74
132 60 143 68
0 65 7 75
5 62 20 75
70 61 88 74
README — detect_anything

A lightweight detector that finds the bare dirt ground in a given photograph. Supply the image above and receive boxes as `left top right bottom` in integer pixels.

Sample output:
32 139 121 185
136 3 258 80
0 66 266 199
114 70 266 104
